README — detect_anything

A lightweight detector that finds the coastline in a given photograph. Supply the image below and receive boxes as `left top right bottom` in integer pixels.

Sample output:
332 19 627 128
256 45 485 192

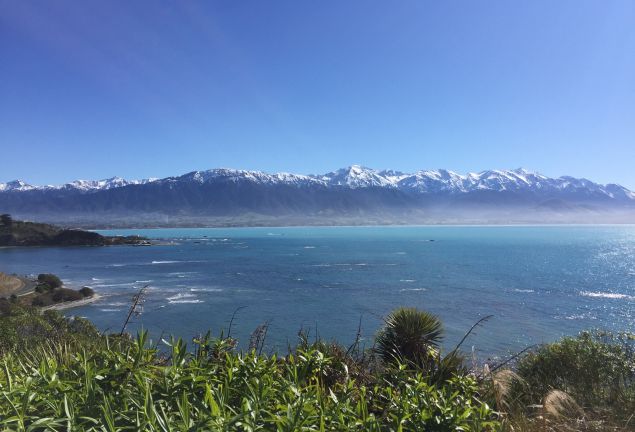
40 293 102 312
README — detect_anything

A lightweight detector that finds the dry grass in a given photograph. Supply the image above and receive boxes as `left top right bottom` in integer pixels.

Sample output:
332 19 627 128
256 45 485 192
0 272 24 296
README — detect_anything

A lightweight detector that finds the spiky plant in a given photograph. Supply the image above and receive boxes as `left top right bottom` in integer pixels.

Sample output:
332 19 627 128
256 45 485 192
375 307 444 371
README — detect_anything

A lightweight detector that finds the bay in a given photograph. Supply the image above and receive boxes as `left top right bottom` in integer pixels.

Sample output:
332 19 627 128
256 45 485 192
1 225 634 358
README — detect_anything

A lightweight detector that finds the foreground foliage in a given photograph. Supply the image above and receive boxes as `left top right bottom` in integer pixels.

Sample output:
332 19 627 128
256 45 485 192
0 330 497 431
1 302 633 431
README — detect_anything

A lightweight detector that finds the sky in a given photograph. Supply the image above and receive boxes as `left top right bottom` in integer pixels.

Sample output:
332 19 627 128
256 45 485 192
1 1 634 188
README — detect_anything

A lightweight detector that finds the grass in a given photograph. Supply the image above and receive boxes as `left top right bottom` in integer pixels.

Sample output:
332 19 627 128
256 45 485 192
0 273 24 297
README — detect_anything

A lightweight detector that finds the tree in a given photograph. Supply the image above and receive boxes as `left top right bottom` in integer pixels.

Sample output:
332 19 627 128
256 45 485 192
79 287 94 297
37 274 62 289
0 214 12 227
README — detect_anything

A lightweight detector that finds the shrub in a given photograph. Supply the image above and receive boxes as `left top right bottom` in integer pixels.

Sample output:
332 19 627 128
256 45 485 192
0 303 100 354
516 331 635 421
51 288 83 303
0 330 498 431
79 286 94 297
31 294 55 307
375 307 444 367
37 273 62 289
35 283 52 293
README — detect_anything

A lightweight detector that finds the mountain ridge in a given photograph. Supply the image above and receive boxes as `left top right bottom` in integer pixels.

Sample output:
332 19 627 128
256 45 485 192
2 165 634 199
1 166 634 227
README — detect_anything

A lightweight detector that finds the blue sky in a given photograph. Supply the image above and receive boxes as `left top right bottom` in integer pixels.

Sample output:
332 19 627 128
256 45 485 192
1 1 634 188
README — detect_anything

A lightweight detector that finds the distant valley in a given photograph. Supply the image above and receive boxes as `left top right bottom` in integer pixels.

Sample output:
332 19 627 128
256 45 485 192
1 166 634 227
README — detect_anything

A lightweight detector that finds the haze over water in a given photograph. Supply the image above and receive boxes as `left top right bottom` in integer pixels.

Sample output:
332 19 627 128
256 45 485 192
1 225 634 358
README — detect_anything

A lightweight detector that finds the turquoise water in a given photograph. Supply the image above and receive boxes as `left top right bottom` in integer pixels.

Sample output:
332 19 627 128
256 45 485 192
1 226 634 358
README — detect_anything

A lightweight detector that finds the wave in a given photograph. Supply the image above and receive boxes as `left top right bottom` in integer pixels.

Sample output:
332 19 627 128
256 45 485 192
400 288 426 292
189 288 223 292
166 293 196 301
151 260 206 265
513 289 535 293
135 280 153 283
564 313 597 320
169 299 205 304
580 291 634 300
90 283 135 288
103 302 127 307
400 279 416 283
99 308 122 312
303 246 316 249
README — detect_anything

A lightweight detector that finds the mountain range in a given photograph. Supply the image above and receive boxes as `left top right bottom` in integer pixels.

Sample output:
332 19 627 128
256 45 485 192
1 166 634 227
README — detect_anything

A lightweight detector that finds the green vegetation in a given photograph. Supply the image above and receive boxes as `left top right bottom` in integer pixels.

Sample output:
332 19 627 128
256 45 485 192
509 331 635 430
36 273 63 290
0 304 497 431
0 215 150 247
0 302 632 431
0 272 97 308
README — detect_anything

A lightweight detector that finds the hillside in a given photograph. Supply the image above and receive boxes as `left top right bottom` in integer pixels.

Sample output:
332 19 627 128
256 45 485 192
2 166 634 227
0 215 149 246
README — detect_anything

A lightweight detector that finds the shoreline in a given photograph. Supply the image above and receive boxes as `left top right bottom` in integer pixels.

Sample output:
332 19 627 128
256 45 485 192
40 293 102 311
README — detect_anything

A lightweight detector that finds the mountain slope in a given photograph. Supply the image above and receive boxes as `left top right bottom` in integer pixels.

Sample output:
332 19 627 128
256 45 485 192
1 166 633 226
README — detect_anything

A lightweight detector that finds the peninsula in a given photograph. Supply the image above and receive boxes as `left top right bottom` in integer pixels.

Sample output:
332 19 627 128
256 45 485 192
0 214 149 246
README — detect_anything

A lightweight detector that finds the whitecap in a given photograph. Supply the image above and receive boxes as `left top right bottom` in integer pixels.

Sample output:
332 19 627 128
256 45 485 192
166 293 196 301
303 246 316 249
189 288 223 292
99 309 122 312
400 288 426 292
400 279 416 283
580 291 634 300
169 299 204 304
135 280 153 283
513 289 535 293
564 313 597 320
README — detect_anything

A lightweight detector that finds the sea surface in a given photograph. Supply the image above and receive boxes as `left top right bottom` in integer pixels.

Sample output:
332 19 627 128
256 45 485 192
1 226 634 359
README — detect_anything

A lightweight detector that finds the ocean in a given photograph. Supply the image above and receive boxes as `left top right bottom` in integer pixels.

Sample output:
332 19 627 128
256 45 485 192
1 225 634 359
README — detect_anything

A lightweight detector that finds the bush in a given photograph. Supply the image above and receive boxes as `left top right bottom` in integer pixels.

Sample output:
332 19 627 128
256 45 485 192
374 307 466 383
31 294 54 307
79 286 94 297
37 273 62 289
516 331 635 421
35 283 52 293
51 288 83 303
0 330 498 431
0 303 100 354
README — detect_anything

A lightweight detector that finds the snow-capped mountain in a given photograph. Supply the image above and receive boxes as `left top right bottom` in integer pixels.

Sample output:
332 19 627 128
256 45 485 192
1 166 633 226
2 165 633 199
0 177 156 192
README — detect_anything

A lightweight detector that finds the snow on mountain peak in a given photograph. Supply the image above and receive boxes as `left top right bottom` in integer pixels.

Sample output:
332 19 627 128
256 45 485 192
1 167 633 201
0 180 35 192
321 165 397 188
